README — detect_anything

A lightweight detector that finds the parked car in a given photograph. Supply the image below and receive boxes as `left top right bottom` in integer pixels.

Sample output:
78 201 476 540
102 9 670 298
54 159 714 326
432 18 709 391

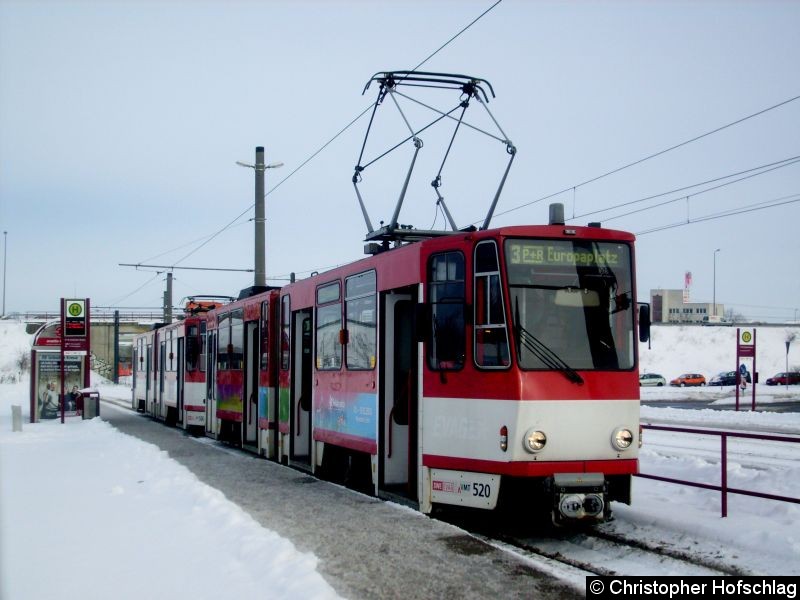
639 373 666 387
765 372 800 386
709 371 751 386
702 315 732 326
670 373 706 387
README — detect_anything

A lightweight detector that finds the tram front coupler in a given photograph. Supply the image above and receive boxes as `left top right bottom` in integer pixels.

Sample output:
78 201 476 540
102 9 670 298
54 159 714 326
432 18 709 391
548 473 610 525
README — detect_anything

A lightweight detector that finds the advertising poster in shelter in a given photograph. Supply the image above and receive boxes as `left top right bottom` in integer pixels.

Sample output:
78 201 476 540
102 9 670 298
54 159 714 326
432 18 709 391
35 353 84 420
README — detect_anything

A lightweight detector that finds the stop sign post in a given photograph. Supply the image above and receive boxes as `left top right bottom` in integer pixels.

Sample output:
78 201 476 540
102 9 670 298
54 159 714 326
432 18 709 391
736 328 756 411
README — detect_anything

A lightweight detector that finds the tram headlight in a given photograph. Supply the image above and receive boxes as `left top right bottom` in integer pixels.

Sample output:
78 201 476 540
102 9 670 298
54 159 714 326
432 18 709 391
612 427 634 451
523 429 547 453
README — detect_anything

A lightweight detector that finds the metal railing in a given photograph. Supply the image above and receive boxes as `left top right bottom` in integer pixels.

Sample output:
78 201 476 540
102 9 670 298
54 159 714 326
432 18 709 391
638 424 800 517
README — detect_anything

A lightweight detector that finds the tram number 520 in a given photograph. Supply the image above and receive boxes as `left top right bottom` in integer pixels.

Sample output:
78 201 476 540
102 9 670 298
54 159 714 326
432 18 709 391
472 482 491 498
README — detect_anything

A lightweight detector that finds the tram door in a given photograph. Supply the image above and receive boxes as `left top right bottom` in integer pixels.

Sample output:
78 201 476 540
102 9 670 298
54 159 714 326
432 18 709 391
177 338 185 425
158 341 166 419
379 290 418 501
145 344 152 411
205 331 217 437
243 322 259 450
290 311 313 468
132 347 138 410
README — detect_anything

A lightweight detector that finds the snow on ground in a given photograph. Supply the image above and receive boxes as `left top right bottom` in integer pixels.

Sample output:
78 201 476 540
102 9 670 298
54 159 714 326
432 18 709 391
1 318 799 600
617 411 800 576
0 322 341 600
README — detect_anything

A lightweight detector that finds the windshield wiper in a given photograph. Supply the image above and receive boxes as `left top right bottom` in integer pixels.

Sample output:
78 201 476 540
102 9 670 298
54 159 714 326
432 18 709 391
513 298 584 385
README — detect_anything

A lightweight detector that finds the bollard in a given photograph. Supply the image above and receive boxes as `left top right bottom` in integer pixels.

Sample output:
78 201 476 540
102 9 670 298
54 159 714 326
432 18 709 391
12 405 23 432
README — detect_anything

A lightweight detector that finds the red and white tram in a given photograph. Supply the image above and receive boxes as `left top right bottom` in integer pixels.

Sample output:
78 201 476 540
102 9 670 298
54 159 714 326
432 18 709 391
130 72 651 523
132 310 211 430
270 217 647 522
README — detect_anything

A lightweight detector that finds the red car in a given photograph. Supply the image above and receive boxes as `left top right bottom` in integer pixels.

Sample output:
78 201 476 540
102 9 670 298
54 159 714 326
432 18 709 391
765 372 800 386
670 373 706 387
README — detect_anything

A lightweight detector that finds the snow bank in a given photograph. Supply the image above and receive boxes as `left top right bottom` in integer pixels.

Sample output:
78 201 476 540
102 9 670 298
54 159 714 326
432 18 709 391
0 321 341 600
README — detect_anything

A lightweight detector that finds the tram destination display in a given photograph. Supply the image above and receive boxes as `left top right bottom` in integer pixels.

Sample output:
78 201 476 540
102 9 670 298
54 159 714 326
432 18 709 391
506 240 626 268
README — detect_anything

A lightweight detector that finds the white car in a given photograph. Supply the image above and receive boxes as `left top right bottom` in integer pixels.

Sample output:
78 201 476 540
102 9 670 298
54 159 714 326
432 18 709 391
639 373 666 387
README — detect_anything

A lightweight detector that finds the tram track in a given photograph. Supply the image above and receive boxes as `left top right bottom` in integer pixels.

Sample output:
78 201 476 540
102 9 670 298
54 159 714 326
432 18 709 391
476 526 754 578
100 397 758 579
437 506 755 579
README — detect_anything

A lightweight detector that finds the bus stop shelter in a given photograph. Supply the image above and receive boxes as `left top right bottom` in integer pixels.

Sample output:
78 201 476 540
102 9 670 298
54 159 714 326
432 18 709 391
29 299 92 423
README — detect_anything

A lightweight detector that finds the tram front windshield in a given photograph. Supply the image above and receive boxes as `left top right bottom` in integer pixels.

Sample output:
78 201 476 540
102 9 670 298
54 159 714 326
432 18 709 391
504 239 635 372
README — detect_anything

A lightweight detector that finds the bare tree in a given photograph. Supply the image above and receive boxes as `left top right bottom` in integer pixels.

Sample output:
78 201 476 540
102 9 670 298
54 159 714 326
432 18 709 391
724 308 746 323
16 350 30 374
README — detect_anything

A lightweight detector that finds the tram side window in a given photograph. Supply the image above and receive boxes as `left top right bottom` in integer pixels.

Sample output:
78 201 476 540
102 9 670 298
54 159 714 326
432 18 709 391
261 301 270 371
474 241 510 368
199 321 207 372
167 334 174 372
316 282 342 371
230 310 244 370
281 296 290 371
217 314 230 370
428 251 466 370
206 331 215 376
345 271 376 370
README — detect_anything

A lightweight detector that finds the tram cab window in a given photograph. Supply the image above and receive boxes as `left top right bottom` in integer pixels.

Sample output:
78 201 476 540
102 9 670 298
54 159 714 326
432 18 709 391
186 325 199 371
427 251 466 370
474 241 510 368
504 239 635 371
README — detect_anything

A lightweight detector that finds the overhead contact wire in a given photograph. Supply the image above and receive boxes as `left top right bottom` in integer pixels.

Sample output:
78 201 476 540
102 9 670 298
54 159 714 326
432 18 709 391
486 93 800 222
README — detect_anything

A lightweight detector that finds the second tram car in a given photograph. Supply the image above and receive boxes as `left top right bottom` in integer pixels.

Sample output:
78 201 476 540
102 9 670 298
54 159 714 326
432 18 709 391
132 311 210 430
204 290 281 456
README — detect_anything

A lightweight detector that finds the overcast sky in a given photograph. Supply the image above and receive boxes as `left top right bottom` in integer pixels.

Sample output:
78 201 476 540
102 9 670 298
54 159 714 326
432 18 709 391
1 0 798 321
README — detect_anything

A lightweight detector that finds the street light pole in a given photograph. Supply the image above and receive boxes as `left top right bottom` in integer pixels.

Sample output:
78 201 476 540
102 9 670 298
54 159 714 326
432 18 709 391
2 231 7 317
713 248 720 317
237 147 283 289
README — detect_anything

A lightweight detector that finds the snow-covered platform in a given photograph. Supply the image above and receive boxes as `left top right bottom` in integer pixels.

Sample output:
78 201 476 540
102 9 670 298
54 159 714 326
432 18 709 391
98 403 579 600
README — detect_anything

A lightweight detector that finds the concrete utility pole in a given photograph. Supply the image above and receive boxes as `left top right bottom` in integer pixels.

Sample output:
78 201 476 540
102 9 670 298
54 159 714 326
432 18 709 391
163 272 173 323
237 147 283 288
254 147 266 288
113 310 120 384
